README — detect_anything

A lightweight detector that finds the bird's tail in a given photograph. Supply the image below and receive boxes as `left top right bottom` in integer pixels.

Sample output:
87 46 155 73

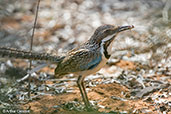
0 47 64 63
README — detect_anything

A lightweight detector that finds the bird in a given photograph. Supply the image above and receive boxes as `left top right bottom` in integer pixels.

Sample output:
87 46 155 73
0 24 134 110
54 24 134 110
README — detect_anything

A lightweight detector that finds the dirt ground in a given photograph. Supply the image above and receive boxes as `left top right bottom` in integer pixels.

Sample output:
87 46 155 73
19 61 170 114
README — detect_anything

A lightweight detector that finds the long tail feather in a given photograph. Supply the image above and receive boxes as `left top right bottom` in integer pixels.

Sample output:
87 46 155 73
0 47 64 63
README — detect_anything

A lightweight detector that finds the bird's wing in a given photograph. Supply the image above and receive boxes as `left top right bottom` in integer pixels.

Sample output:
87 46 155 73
60 48 102 73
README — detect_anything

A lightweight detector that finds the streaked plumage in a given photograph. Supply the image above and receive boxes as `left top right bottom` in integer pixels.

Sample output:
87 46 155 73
54 24 134 110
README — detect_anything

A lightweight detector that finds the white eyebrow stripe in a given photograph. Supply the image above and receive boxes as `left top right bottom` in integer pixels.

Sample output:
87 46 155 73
102 34 115 42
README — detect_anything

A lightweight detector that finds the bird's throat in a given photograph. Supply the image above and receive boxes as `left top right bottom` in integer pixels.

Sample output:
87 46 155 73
103 42 111 59
101 36 115 59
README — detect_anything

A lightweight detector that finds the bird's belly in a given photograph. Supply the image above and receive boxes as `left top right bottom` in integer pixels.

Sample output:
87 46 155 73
75 55 108 76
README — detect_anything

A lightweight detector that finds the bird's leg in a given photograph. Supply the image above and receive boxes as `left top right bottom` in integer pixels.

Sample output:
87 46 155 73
81 78 90 105
77 75 90 110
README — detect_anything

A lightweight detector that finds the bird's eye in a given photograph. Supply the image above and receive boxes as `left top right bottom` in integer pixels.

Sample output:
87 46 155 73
105 30 114 35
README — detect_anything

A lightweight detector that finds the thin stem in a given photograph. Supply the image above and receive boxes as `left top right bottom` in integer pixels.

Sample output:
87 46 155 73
28 0 40 99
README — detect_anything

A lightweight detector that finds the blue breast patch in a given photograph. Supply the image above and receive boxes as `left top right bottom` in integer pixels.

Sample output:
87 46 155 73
80 55 102 71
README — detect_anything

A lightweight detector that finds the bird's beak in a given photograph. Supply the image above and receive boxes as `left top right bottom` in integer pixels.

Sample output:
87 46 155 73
117 25 134 32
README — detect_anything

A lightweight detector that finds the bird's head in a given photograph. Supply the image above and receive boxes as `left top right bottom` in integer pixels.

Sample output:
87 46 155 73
90 24 134 44
89 24 134 58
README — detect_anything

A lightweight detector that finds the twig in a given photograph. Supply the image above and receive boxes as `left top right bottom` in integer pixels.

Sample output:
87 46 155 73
17 63 49 83
28 0 40 98
135 83 170 98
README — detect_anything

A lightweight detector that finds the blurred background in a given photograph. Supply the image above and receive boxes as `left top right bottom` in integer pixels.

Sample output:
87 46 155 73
0 0 170 113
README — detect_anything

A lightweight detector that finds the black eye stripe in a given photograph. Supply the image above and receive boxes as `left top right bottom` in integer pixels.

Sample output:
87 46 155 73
104 29 115 34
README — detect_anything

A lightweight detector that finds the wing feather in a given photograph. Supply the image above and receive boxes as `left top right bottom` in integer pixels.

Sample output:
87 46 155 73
55 48 101 76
